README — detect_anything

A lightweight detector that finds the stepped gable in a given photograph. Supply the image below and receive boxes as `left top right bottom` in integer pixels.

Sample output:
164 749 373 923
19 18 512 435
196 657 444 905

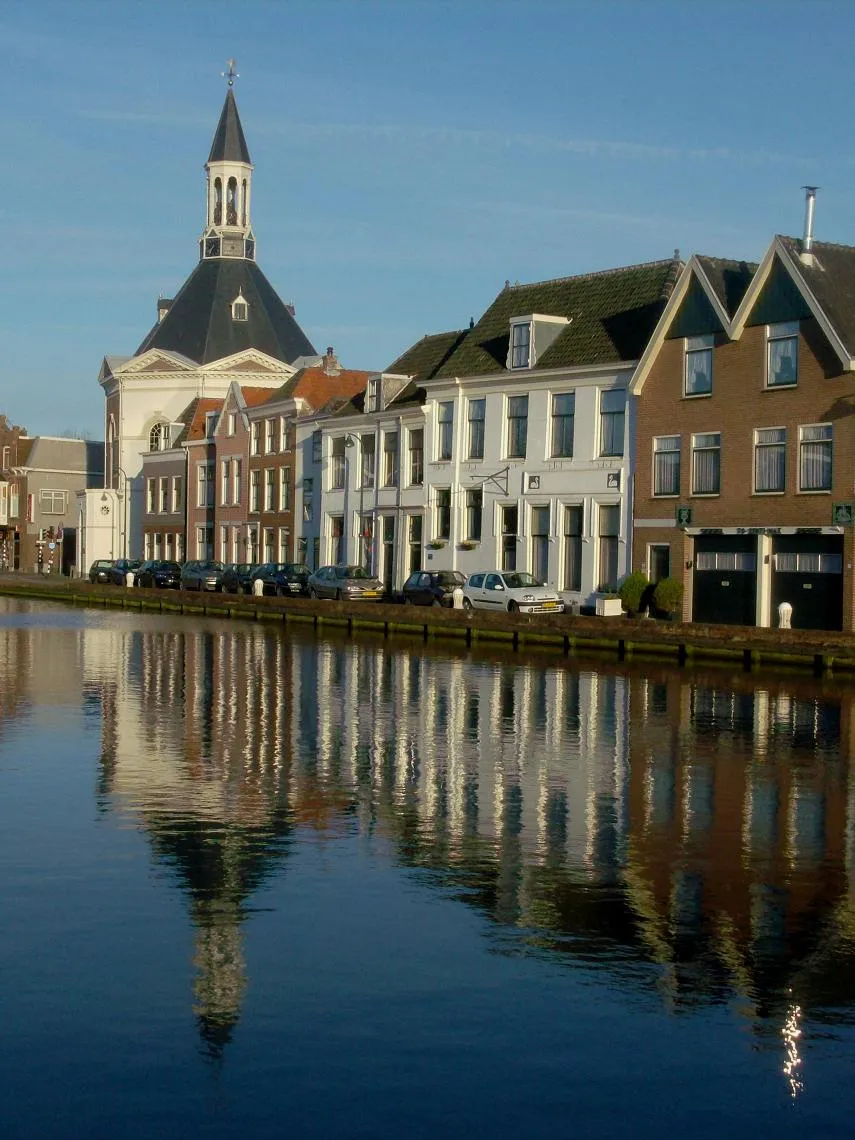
778 235 855 356
134 259 316 365
695 256 757 317
435 256 683 378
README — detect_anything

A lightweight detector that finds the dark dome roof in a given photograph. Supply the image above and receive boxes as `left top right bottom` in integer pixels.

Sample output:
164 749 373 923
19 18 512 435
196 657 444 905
135 258 316 365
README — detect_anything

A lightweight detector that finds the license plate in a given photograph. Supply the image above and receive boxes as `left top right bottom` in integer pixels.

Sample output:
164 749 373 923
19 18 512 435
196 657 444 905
543 601 557 609
362 590 380 598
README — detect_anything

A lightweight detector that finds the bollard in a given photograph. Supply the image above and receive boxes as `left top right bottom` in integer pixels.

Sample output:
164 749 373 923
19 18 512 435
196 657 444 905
252 577 264 596
452 586 464 610
777 600 792 630
125 571 135 588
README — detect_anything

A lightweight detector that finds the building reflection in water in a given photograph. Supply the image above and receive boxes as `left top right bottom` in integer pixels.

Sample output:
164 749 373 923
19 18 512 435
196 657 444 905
25 614 854 1080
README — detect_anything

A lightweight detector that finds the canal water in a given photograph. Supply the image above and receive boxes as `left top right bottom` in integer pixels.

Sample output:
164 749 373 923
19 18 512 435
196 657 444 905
2 598 855 1139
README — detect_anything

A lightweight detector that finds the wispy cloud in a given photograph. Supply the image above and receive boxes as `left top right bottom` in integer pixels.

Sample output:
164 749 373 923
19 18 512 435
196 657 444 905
252 118 819 168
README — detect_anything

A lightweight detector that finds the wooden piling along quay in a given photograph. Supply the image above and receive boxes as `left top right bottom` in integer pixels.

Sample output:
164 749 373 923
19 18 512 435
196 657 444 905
2 576 855 676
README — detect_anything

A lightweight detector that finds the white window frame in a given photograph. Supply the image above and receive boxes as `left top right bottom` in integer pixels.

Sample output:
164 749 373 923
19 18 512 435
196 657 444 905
652 435 681 497
251 421 261 456
798 423 832 492
753 427 786 494
510 322 531 369
767 321 799 389
684 334 714 397
691 432 721 496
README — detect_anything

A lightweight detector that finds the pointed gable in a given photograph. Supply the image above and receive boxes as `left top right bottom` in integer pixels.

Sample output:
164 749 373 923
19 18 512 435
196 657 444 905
745 256 812 328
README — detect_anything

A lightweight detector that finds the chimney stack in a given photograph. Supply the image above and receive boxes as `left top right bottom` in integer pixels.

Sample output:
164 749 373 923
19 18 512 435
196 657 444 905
801 186 818 261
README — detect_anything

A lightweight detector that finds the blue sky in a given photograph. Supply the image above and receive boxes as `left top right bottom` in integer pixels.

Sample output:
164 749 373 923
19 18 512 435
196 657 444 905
3 0 855 437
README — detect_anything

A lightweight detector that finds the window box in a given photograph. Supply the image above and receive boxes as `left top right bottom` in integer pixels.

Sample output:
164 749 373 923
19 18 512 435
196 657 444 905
427 539 447 550
458 540 478 551
595 595 623 617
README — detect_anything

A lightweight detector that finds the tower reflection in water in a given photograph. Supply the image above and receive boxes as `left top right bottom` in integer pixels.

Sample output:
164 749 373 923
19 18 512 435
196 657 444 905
88 620 855 1078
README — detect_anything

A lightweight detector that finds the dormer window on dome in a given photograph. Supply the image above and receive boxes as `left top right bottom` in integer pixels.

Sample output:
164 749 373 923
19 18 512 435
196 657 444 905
231 291 249 322
507 314 570 370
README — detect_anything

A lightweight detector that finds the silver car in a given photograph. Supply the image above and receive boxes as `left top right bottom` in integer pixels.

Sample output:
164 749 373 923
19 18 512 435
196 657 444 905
307 564 385 601
179 560 225 592
462 571 564 614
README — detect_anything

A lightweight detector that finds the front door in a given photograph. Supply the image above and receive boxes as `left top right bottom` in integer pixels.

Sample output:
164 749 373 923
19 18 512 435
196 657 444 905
380 516 395 593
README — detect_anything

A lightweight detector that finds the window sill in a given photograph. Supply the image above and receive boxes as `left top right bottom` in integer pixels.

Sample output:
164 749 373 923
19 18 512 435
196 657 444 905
796 489 832 495
765 382 798 391
751 490 786 496
652 493 680 499
690 493 721 498
682 391 713 400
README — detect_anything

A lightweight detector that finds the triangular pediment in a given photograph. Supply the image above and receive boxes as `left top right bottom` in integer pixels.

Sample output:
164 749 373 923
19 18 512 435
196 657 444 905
204 348 293 375
120 349 199 375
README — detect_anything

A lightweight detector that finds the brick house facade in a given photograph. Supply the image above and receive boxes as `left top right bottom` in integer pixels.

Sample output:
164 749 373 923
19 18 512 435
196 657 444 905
631 233 855 631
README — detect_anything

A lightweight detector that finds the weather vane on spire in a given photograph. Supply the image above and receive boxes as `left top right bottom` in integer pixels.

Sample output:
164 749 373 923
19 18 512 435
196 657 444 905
222 59 239 87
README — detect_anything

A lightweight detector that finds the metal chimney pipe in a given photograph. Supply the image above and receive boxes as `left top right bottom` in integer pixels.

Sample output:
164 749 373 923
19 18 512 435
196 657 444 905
803 186 818 253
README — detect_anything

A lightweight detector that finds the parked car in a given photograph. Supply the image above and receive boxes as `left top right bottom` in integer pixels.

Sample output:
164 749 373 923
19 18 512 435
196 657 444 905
252 562 311 597
180 560 225 591
221 563 257 594
462 571 564 614
135 560 182 589
307 564 385 601
88 558 114 584
106 558 143 586
402 570 466 607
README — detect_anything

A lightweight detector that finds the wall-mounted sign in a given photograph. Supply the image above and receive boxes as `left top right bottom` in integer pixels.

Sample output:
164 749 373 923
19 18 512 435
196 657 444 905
606 471 621 490
832 502 854 525
676 506 692 527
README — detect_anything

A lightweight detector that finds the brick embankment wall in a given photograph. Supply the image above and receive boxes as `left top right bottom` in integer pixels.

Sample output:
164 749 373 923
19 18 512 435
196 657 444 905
1 574 854 676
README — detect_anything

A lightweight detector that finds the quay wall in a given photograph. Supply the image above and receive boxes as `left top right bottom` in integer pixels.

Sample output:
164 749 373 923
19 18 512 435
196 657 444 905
2 576 855 677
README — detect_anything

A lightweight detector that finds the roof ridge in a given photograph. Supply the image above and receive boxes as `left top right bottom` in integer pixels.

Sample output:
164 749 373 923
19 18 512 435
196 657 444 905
778 233 855 254
504 255 681 292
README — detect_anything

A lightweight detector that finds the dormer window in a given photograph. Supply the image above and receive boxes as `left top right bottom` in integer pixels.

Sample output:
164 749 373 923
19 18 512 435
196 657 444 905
231 291 248 322
511 322 531 369
366 376 381 413
149 422 169 452
205 412 217 439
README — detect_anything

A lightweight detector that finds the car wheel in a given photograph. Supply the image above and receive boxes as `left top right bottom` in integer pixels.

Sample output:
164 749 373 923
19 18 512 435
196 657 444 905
404 596 414 606
431 598 442 608
463 598 473 611
335 589 343 601
309 587 318 600
508 601 519 613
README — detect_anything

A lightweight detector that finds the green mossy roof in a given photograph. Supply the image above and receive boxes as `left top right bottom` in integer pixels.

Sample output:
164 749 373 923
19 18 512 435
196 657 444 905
435 258 681 378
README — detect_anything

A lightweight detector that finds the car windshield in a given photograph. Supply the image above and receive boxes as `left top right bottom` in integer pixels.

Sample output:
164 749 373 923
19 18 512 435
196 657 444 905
341 566 372 580
275 564 308 575
200 562 224 571
434 572 466 586
502 572 542 589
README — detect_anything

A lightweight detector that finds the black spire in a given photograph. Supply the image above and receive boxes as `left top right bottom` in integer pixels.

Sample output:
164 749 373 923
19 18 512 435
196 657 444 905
208 89 251 165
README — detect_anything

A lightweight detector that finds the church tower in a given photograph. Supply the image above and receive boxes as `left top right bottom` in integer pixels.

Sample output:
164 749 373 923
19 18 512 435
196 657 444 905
201 79 256 262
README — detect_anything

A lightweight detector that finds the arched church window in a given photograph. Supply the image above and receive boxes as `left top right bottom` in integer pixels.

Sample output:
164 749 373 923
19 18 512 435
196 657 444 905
107 416 115 488
226 178 238 226
241 179 247 226
214 178 222 226
149 423 167 452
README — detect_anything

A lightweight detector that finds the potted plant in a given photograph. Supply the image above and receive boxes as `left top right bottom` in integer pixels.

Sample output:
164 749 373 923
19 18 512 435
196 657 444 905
652 576 683 620
458 540 478 551
427 539 447 550
618 571 650 617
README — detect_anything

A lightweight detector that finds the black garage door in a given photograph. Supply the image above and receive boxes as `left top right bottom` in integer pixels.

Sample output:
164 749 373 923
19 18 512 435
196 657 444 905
772 535 843 631
693 535 757 626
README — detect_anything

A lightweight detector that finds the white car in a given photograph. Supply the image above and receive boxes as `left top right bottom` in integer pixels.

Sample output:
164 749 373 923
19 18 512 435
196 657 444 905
462 571 564 614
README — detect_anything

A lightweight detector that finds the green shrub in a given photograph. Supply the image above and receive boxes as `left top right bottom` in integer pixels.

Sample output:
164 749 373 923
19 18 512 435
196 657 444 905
618 571 650 615
653 576 683 616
